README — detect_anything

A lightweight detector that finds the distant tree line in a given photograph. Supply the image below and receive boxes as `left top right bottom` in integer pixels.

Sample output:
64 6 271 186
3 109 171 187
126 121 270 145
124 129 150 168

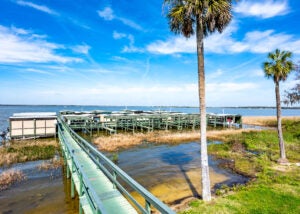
284 61 300 106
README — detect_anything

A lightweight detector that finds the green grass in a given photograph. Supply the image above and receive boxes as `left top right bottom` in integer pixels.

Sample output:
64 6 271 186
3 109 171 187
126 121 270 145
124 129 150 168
6 145 56 161
0 139 59 166
181 119 300 214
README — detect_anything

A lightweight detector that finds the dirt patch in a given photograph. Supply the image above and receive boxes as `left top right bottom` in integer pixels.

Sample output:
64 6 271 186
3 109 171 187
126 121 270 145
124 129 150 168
272 162 300 172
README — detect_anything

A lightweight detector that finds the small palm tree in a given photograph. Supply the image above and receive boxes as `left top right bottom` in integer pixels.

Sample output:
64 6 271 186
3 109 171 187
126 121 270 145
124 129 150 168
263 49 294 164
164 0 234 201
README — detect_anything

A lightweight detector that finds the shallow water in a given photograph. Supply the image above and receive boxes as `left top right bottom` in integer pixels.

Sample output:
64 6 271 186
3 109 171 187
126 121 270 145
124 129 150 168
109 141 248 204
0 141 248 212
0 162 79 214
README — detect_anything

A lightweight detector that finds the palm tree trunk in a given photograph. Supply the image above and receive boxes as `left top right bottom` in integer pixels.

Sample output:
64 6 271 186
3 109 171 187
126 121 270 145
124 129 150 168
275 81 287 163
196 17 211 201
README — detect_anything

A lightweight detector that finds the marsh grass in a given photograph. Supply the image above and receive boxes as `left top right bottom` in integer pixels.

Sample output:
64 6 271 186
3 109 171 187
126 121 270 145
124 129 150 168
0 138 59 166
243 116 300 127
38 158 63 170
181 119 300 214
93 129 247 152
0 169 26 191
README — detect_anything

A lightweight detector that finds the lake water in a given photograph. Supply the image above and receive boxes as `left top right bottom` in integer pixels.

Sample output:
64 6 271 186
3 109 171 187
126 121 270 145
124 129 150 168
0 142 248 213
1 104 299 212
0 105 300 132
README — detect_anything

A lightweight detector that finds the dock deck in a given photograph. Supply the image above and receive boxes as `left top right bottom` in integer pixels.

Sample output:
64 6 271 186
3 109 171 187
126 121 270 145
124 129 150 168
58 115 175 214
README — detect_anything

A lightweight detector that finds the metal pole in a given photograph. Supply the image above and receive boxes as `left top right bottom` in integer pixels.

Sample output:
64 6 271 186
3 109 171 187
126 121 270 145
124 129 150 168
71 159 75 198
145 200 151 214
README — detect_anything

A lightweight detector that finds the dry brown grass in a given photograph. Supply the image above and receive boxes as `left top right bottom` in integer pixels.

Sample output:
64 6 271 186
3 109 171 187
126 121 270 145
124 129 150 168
93 129 249 152
0 169 26 191
38 158 63 171
243 116 300 126
94 133 145 151
94 114 297 152
0 153 19 166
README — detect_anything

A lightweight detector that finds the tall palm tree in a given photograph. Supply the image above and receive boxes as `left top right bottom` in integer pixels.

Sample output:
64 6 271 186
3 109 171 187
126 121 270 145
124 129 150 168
263 49 294 164
163 0 233 201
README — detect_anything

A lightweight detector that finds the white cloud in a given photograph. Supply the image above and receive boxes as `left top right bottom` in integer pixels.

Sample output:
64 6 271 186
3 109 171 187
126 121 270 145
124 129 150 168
118 17 143 31
207 82 257 93
251 69 265 77
113 31 127 39
234 0 289 18
71 44 90 54
25 68 53 75
98 7 114 20
147 36 195 54
147 23 300 54
11 26 30 35
207 69 224 80
113 31 143 53
97 6 143 31
16 0 58 15
122 46 143 53
0 25 81 63
241 30 298 53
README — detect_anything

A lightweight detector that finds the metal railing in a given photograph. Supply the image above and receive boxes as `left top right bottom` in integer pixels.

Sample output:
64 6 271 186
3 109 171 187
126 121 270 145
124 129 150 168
58 116 175 214
59 127 108 214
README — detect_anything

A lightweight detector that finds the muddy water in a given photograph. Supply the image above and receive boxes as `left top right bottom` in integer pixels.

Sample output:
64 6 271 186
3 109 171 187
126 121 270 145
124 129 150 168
0 141 248 213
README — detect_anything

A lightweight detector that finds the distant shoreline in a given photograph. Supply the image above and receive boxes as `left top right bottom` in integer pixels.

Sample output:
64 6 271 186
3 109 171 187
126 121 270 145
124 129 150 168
0 104 299 109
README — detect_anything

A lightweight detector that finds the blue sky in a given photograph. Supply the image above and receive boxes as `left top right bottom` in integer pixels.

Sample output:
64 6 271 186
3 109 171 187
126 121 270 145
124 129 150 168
0 0 299 106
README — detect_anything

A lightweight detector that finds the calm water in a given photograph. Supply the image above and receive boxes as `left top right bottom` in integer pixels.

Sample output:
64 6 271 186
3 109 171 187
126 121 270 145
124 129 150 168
0 105 300 131
0 142 248 212
1 104 298 212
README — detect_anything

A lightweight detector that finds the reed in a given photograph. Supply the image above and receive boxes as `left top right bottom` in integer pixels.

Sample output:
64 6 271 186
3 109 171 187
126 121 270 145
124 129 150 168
93 129 248 152
242 116 300 126
0 169 26 191
38 158 63 170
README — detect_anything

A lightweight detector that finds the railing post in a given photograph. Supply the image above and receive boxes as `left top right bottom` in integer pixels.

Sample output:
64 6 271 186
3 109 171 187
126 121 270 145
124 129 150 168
71 158 75 199
113 170 117 189
145 200 151 214
96 207 101 214
66 163 70 179
79 173 83 196
66 150 71 179
79 203 83 214
71 177 75 198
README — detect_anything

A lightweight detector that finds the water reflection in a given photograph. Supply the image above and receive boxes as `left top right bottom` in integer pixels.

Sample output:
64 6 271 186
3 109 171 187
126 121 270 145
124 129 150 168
115 142 248 204
161 151 199 197
0 165 79 214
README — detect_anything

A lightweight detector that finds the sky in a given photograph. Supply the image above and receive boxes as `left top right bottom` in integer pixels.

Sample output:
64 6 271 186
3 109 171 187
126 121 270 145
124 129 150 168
0 0 299 107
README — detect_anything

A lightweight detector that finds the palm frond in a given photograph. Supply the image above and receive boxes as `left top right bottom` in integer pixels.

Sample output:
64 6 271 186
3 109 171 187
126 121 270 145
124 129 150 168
263 49 295 83
164 0 233 38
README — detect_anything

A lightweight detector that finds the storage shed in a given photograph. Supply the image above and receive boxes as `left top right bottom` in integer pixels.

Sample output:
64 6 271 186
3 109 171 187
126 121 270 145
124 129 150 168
9 112 57 139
